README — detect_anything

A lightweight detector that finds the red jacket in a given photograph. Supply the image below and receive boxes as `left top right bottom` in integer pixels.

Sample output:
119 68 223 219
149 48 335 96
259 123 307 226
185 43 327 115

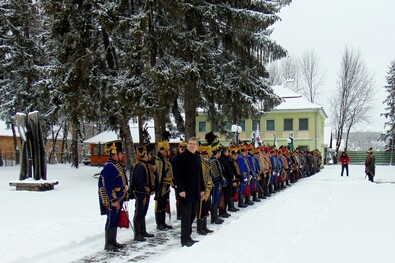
339 154 350 165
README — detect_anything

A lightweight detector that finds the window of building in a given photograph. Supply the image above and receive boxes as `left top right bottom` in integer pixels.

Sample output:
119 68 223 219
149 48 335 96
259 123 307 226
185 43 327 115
299 118 309 130
238 120 245 131
198 121 207 132
252 119 260 131
266 120 275 131
284 119 293 131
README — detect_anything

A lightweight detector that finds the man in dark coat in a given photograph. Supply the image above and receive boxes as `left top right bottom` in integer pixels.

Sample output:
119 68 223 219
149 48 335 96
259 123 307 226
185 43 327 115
131 146 155 241
173 137 206 247
365 148 375 182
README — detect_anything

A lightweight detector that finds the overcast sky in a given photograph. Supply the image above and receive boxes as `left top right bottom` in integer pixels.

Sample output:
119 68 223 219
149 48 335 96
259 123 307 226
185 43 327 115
271 0 395 133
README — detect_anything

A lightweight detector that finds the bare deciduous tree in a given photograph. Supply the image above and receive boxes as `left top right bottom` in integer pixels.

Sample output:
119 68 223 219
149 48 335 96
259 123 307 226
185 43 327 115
267 61 283 85
331 47 376 156
268 55 302 92
300 49 325 103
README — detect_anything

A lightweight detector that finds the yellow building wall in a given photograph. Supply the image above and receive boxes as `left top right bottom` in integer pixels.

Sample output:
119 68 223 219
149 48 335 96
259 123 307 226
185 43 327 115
196 109 326 154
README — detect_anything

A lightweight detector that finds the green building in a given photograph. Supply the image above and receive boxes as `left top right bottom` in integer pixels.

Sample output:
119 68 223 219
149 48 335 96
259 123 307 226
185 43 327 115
195 85 328 154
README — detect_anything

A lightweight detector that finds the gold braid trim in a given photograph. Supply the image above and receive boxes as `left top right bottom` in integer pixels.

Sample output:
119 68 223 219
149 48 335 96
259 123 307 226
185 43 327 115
202 159 213 199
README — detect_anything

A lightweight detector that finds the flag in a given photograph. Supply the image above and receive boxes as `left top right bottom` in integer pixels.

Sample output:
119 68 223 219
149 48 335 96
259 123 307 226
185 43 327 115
255 124 262 148
273 133 278 148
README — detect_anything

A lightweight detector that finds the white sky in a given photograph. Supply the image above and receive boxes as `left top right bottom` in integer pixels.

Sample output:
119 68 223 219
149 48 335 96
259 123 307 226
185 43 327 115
271 0 395 132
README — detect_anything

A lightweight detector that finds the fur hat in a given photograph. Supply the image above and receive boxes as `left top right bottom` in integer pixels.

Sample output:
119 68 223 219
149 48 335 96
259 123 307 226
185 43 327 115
158 141 170 151
200 143 211 155
210 141 222 155
136 145 147 161
106 142 123 155
178 141 187 150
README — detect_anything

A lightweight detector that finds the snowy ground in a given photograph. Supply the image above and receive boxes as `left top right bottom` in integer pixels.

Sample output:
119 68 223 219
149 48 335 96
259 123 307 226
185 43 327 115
1 164 394 263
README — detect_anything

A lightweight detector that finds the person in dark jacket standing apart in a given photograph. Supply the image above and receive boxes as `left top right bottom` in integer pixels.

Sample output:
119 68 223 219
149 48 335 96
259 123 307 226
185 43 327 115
339 151 350 177
173 137 206 247
98 142 129 251
365 148 375 182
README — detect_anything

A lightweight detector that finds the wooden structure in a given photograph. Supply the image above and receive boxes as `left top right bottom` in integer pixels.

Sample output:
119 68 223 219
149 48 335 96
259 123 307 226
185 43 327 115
9 180 59 191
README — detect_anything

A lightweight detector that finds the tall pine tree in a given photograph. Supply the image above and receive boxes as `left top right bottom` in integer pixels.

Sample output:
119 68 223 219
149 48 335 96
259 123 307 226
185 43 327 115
382 60 395 156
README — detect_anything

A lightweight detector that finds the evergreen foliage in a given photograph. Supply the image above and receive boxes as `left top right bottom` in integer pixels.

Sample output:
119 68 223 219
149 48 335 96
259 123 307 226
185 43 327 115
1 0 291 166
381 60 395 151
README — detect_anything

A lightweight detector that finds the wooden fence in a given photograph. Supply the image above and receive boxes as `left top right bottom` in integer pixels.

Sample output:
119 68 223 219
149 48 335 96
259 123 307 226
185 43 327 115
346 151 395 165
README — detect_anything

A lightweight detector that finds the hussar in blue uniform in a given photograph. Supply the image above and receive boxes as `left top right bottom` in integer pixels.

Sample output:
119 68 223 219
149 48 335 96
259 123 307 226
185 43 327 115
98 142 129 251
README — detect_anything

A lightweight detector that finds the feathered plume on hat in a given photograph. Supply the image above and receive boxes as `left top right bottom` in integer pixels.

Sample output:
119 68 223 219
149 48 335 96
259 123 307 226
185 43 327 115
205 131 218 145
158 131 171 151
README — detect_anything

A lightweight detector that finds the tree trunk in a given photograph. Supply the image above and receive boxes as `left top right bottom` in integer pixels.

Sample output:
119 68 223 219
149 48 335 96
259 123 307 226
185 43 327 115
71 119 79 168
154 108 166 143
11 122 20 165
120 117 135 172
172 98 185 133
184 83 197 139
49 127 61 164
61 121 69 164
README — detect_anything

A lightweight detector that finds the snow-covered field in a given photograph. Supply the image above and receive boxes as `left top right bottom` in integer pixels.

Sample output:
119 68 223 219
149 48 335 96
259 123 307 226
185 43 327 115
1 164 394 263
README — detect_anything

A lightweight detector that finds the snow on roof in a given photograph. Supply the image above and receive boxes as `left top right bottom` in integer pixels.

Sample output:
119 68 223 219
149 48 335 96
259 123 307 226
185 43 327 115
0 120 71 140
0 120 13 137
83 130 120 144
84 119 182 144
271 85 328 117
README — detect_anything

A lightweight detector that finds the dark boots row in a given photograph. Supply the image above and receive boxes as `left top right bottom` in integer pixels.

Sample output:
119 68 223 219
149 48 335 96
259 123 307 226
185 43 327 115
134 218 154 242
105 228 125 251
197 217 213 235
155 211 173 231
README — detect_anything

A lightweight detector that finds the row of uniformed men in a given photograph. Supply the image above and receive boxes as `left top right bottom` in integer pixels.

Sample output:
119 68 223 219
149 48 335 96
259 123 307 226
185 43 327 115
99 139 322 250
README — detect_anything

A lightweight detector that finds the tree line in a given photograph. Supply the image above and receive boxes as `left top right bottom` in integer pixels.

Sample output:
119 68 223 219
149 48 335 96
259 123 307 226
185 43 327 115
0 0 292 169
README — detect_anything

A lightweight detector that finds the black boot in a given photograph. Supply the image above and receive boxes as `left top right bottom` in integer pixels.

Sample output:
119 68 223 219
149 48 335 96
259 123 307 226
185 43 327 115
134 219 147 242
228 197 239 212
238 195 248 208
155 212 167 231
104 229 118 251
219 209 230 218
197 218 207 235
269 184 275 194
141 218 154 237
210 204 223 224
161 210 173 229
252 191 261 202
202 217 213 233
112 228 125 248
245 196 254 205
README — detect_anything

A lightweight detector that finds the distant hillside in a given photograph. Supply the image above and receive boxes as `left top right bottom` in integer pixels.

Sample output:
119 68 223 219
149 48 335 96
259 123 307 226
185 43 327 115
346 132 385 151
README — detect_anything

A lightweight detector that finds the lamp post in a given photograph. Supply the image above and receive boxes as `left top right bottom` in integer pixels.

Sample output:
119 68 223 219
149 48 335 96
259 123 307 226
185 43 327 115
231 124 242 145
